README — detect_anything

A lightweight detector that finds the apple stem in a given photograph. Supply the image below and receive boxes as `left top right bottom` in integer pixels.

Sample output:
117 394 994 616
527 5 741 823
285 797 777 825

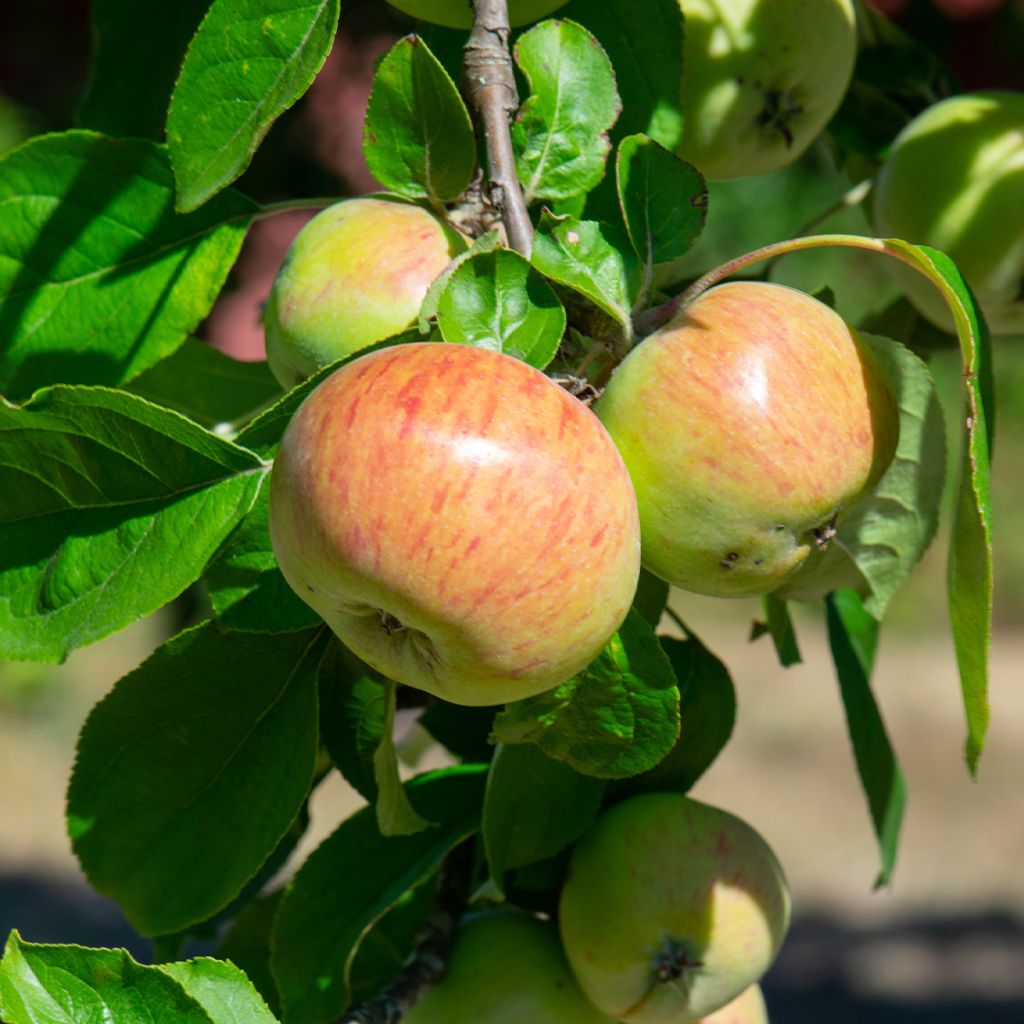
464 0 534 258
338 841 474 1023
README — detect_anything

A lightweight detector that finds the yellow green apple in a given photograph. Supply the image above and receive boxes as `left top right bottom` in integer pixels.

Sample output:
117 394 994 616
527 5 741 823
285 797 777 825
264 196 467 389
385 0 567 29
677 0 857 180
873 90 1024 336
594 281 898 598
269 342 641 706
701 984 768 1023
559 793 790 1024
405 910 614 1023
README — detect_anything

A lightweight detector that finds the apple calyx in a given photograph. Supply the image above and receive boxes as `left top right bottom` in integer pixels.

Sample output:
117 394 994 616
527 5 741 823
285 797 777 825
755 87 804 148
653 937 703 984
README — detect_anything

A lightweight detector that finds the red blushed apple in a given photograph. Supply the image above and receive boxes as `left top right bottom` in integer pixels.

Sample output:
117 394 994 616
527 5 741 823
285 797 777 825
595 281 898 598
264 196 467 389
559 794 790 1024
269 343 641 706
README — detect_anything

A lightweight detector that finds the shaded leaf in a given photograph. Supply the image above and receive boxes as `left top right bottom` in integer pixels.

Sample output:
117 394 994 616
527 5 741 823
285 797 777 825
512 19 620 203
631 567 668 628
436 249 565 369
761 593 802 667
418 701 497 764
67 623 325 935
0 132 256 398
167 0 340 211
364 35 475 204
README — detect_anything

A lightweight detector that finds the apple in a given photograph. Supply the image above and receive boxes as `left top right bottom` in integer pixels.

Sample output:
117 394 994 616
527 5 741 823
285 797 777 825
385 0 568 30
677 0 857 180
873 90 1024 336
700 985 768 1024
559 793 790 1024
264 196 467 389
594 281 898 598
405 910 615 1023
269 342 641 706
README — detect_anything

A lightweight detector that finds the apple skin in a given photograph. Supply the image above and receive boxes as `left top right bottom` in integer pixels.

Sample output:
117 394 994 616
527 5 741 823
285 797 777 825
677 0 857 181
269 342 641 707
559 793 790 1024
264 196 467 389
873 90 1024 337
405 910 615 1024
700 985 768 1024
594 281 898 598
385 0 567 29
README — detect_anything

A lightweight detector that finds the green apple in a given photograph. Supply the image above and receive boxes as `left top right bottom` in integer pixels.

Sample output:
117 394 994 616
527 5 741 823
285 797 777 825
264 196 467 389
269 342 641 706
559 793 790 1024
594 281 898 598
677 0 857 180
873 90 1024 336
405 910 614 1023
385 0 567 29
700 985 768 1023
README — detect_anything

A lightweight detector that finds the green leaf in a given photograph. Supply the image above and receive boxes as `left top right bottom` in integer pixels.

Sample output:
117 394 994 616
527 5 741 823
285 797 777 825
761 593 802 667
160 959 279 1024
78 0 211 138
417 232 501 334
531 211 639 338
271 765 487 1024
609 632 736 799
363 35 475 204
436 249 566 369
631 567 669 628
166 0 340 211
0 386 265 662
492 609 680 779
0 933 217 1024
616 134 707 271
512 20 620 203
418 701 497 764
0 132 256 398
483 743 603 893
205 478 322 633
884 241 993 774
216 892 284 1016
560 0 684 149
67 623 325 936
127 339 283 429
826 590 905 888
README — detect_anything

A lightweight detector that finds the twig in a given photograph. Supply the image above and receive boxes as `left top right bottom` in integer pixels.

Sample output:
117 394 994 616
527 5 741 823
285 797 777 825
463 0 533 257
337 842 474 1024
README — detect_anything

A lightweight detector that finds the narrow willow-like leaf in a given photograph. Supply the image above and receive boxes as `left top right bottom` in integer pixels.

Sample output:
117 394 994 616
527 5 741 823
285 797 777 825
67 624 325 935
531 211 639 338
616 134 707 272
0 386 265 661
0 934 217 1024
762 593 802 667
0 132 256 398
512 19 620 203
492 609 680 779
826 589 905 887
436 249 565 369
167 0 340 211
78 0 211 138
483 743 603 893
272 766 487 1024
560 0 684 148
363 35 475 204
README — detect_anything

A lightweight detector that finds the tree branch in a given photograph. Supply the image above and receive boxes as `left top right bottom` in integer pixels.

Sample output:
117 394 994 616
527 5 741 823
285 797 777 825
336 842 474 1024
463 0 533 258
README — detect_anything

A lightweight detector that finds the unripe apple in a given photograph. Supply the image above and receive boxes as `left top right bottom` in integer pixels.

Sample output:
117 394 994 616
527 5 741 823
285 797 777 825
677 0 857 180
385 0 567 29
269 342 641 706
594 281 898 598
700 985 768 1024
264 197 467 389
405 910 615 1023
873 90 1024 336
559 794 790 1024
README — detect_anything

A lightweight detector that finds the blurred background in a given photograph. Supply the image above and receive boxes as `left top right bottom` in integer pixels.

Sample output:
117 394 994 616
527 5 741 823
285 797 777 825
1 1 1023 1020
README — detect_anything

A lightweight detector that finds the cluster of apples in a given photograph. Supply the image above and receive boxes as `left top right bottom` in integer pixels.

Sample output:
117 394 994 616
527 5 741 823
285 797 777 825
407 794 790 1024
